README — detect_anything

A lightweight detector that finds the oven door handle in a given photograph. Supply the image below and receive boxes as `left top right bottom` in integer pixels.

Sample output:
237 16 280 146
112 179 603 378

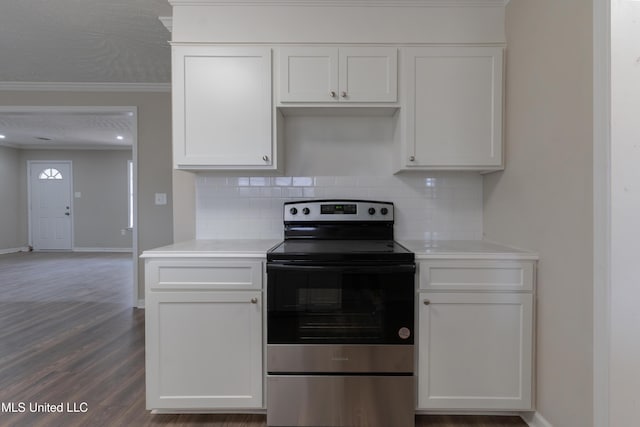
266 263 416 274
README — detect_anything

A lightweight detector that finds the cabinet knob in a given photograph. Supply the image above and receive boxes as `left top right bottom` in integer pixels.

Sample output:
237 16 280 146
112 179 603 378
340 91 347 98
329 91 336 98
251 297 258 304
409 156 416 162
423 299 431 305
262 155 269 162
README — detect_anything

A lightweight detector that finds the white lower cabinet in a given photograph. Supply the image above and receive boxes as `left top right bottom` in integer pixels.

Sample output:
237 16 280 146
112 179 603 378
145 259 264 411
416 260 535 411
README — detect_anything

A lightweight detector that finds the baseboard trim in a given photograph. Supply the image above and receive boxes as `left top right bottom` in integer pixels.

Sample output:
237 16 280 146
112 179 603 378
73 247 133 253
520 411 553 427
0 246 30 255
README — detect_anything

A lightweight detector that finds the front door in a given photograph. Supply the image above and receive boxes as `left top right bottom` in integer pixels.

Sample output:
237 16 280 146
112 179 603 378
29 161 73 250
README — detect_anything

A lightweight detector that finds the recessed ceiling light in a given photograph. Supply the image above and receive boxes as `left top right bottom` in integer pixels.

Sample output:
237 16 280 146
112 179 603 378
0 134 5 139
116 135 124 140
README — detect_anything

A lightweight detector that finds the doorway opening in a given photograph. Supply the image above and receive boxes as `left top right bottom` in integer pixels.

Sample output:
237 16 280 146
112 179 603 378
0 106 139 307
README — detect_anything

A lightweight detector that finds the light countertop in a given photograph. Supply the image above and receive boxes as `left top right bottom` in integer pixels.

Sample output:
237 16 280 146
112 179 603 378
142 239 537 261
400 240 538 260
140 239 280 258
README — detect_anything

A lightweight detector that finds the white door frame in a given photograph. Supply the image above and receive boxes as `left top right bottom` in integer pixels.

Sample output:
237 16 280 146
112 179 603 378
1 105 139 308
593 0 610 425
27 160 74 251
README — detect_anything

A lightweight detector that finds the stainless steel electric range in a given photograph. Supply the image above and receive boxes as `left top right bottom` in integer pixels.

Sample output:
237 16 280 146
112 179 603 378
266 200 416 427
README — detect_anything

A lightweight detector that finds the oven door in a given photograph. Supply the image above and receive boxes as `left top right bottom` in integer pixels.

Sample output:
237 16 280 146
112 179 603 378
266 263 415 345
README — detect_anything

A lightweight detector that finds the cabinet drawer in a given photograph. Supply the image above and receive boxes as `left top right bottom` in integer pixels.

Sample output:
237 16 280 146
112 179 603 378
418 260 534 292
147 260 263 290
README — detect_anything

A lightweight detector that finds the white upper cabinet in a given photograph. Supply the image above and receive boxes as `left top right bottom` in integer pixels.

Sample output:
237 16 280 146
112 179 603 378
400 47 503 172
278 47 397 103
278 47 338 103
172 45 276 170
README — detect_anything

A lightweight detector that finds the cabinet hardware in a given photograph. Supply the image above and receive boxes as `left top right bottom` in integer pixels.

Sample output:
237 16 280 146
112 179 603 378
251 297 258 304
423 299 430 305
340 91 347 98
409 156 415 162
329 91 336 98
262 155 269 162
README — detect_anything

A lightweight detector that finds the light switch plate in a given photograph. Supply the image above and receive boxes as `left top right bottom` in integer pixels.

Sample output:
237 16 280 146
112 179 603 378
155 193 167 205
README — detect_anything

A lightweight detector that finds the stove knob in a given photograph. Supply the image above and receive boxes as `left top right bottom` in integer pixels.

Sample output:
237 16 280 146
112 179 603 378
302 207 310 215
380 207 389 215
289 207 298 215
368 207 376 215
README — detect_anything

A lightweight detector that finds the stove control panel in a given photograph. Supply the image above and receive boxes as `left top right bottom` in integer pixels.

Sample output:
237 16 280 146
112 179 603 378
284 200 394 222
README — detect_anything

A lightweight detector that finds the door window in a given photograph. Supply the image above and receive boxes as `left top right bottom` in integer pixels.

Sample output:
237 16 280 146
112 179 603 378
38 168 63 180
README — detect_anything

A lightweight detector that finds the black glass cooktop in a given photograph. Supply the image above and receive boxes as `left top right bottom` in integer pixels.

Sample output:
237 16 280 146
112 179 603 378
267 239 414 263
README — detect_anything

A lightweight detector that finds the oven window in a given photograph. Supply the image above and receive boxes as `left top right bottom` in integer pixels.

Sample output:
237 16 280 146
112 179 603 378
296 285 383 341
267 268 414 345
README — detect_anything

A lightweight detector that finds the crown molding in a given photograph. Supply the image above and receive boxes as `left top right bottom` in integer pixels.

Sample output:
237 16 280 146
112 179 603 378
0 141 21 149
169 0 509 7
0 82 170 93
159 16 173 32
0 143 132 151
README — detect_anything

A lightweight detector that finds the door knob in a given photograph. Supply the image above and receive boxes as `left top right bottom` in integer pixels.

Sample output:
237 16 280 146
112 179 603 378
251 297 258 304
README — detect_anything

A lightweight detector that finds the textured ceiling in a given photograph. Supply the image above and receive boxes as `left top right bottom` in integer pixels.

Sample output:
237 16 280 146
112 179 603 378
0 0 170 149
0 0 172 83
0 110 135 149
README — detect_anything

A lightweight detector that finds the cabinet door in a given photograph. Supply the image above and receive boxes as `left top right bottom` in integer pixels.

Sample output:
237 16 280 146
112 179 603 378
173 46 274 169
279 47 339 103
417 292 533 410
339 47 397 102
403 47 503 171
146 291 263 409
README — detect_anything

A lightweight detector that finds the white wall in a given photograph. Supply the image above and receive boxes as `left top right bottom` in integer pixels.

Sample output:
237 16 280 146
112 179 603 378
0 145 22 251
171 3 505 44
483 1 593 426
610 1 640 425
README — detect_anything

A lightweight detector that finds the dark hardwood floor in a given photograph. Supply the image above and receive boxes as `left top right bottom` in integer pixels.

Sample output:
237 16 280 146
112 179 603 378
0 251 526 427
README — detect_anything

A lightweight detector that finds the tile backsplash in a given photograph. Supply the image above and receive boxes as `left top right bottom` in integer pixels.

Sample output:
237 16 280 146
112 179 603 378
195 173 483 241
